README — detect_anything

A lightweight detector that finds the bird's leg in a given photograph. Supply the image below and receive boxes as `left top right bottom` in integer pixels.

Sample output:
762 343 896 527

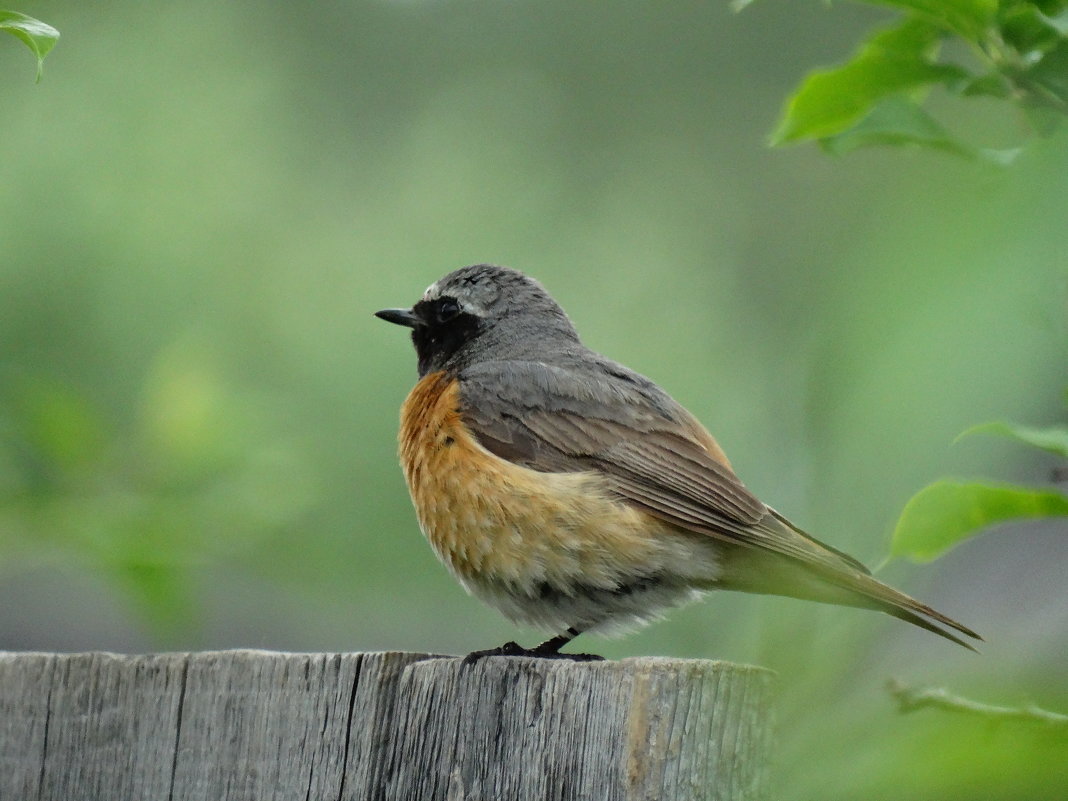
462 627 604 665
531 627 603 661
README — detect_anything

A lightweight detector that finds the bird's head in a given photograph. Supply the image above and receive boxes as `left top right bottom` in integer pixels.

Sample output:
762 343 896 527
376 264 579 376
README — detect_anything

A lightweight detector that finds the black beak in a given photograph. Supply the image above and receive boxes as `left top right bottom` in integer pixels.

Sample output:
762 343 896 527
374 307 420 328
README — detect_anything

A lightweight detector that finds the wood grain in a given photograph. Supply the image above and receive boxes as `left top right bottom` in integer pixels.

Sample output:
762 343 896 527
0 651 773 801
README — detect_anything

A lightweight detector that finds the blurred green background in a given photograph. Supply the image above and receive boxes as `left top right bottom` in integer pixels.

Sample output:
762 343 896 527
2 1 1066 798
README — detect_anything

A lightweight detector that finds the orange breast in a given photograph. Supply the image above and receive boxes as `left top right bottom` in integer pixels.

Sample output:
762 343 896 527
397 371 693 594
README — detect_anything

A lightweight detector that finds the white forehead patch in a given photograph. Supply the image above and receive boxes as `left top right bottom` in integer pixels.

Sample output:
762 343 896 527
420 276 493 317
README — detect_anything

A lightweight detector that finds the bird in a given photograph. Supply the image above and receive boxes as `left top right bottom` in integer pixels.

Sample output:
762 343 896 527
375 264 980 661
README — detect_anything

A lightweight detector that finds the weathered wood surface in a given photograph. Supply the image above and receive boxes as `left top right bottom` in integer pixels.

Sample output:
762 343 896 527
0 650 774 801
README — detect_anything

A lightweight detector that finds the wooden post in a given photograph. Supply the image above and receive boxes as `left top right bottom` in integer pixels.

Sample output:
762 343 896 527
0 650 774 801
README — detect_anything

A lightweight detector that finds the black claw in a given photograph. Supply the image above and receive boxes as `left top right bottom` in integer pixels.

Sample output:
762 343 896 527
461 642 604 666
539 651 605 662
461 642 524 666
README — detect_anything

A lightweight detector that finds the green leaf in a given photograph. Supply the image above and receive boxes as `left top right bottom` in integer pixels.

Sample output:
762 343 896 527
820 95 976 157
1014 0 1068 38
772 20 968 144
956 421 1068 458
999 2 1067 55
1021 39 1068 107
961 71 1014 99
0 10 60 82
892 480 1068 562
1032 0 1068 21
857 0 997 40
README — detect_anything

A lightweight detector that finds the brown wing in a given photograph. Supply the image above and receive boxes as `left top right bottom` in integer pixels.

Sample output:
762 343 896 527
457 358 982 648
457 358 869 575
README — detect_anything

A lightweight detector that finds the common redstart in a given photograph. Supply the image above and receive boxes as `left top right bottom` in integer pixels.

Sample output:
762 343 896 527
376 264 980 660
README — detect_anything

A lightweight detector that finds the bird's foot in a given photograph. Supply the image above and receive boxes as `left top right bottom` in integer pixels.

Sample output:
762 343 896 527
461 641 604 666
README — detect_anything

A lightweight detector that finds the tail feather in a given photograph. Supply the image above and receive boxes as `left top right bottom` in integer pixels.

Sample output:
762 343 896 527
882 603 979 652
720 514 983 650
791 555 983 651
834 569 982 649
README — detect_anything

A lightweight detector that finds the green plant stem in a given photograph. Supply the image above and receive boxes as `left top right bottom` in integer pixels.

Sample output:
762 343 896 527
888 680 1068 727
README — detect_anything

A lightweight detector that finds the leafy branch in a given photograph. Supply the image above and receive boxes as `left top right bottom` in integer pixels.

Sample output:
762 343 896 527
742 0 1068 159
1 10 59 81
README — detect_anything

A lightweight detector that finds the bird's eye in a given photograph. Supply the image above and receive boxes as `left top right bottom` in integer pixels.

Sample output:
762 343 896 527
436 298 461 323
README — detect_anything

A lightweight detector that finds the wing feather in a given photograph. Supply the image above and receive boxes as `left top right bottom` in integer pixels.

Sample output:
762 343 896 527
457 358 981 647
459 359 856 572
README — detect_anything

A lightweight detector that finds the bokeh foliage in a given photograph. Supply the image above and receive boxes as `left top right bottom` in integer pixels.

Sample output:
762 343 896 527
765 0 1068 158
1 1 1066 799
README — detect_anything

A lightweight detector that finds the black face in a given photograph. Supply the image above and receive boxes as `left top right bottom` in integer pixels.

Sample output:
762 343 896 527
408 296 482 376
414 296 462 326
